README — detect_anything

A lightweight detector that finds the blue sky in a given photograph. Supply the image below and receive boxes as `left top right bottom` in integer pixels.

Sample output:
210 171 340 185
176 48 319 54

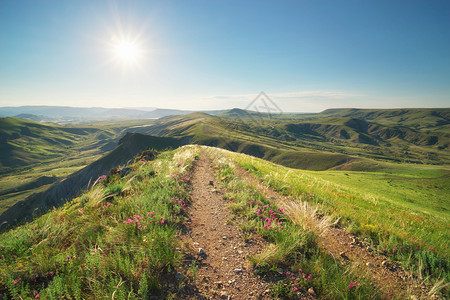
0 0 449 112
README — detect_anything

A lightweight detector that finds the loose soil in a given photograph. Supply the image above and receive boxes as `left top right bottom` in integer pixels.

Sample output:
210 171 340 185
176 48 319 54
178 153 272 299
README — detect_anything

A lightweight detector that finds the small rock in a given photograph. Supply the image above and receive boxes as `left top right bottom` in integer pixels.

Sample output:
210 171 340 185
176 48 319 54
382 260 388 267
215 281 223 288
339 251 346 257
222 257 227 260
238 250 243 254
198 248 206 257
223 236 227 240
269 196 276 200
193 242 199 246
228 279 236 284
366 246 373 252
209 180 214 186
175 247 181 252
220 291 227 298
234 268 243 274
366 262 375 268
308 287 316 296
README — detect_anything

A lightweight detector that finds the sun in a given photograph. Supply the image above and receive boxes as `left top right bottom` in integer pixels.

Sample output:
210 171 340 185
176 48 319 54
112 38 142 64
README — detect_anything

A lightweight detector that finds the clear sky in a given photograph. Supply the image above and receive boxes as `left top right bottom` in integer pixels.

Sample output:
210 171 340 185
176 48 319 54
0 0 449 112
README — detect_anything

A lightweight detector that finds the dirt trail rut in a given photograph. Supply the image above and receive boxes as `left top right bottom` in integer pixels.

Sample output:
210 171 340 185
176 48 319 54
179 153 271 299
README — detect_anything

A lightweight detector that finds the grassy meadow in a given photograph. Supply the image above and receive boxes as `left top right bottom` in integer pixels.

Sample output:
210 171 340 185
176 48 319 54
211 147 449 285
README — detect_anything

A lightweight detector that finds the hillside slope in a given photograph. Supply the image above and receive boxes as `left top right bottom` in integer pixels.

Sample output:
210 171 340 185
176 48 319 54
0 117 115 173
127 109 450 168
0 146 446 299
0 133 181 229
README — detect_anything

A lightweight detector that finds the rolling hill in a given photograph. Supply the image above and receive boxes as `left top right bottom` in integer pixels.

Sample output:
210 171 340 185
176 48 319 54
126 108 450 168
0 145 447 298
0 108 448 231
0 117 115 173
0 133 181 229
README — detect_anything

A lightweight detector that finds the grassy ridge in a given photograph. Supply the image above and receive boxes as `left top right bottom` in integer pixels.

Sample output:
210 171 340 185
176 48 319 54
206 148 382 299
204 147 449 285
0 146 198 299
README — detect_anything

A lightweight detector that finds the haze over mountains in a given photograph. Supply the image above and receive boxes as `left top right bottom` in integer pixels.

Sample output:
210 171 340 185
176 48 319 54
0 106 194 123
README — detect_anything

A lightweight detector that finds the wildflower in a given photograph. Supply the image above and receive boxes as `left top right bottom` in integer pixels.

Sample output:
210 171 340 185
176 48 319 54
389 292 393 296
35 295 40 299
392 249 396 253
293 286 298 291
50 271 54 275
14 280 18 285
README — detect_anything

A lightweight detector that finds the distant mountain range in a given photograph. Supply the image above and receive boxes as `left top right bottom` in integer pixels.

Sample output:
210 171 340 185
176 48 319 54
0 106 196 122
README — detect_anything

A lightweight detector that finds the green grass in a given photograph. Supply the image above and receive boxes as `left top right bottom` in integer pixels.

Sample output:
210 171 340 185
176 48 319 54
0 145 199 299
204 147 449 290
206 147 385 299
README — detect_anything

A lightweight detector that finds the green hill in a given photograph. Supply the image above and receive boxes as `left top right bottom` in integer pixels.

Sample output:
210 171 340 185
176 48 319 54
0 146 447 299
0 133 181 229
0 117 113 173
127 109 450 168
320 108 450 132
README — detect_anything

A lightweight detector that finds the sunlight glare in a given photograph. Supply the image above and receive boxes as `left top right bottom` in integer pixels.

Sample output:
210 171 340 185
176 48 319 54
114 40 141 63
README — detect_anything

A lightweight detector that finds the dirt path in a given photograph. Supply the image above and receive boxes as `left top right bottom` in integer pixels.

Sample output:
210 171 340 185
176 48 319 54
234 166 435 299
178 153 271 299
